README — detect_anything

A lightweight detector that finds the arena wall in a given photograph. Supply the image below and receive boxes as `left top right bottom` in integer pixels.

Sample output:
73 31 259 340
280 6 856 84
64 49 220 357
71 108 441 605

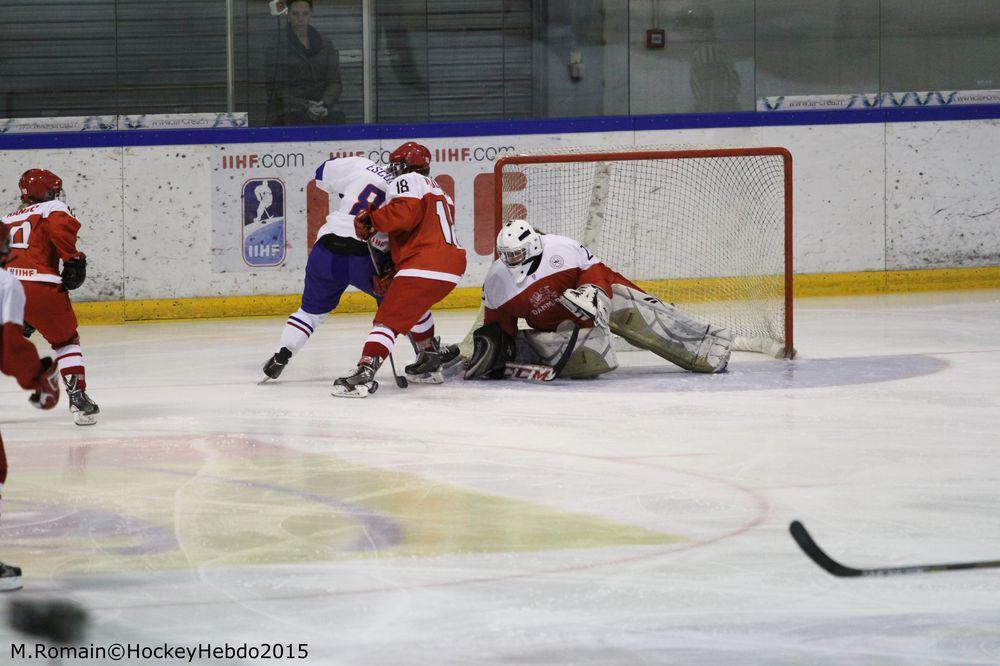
1 109 998 322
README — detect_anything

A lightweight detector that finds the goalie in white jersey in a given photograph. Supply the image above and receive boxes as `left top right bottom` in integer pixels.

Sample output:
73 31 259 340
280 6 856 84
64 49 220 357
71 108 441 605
261 156 394 381
463 219 733 380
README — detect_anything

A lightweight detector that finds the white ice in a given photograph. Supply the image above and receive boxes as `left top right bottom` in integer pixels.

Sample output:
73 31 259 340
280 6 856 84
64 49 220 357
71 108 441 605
1 290 999 665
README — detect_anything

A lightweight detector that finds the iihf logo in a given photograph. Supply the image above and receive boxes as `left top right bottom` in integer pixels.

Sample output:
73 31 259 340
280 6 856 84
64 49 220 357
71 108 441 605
242 178 286 267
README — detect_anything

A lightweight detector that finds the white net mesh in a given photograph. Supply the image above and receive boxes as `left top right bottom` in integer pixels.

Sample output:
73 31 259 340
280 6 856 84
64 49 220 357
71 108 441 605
498 146 792 356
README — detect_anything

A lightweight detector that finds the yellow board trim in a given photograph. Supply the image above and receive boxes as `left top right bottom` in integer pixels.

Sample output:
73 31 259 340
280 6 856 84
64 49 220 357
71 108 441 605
74 266 1000 325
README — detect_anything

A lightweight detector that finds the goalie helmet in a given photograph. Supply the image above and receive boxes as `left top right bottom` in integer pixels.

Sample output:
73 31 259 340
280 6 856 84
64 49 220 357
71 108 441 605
387 142 431 178
496 219 543 283
19 169 63 203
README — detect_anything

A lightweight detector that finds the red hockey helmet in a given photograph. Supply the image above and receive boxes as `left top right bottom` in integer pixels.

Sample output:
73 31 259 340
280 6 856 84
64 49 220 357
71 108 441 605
388 142 431 177
19 168 63 203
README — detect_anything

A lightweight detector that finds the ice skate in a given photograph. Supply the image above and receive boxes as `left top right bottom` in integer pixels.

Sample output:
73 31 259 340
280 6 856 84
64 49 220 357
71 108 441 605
332 357 380 398
0 562 22 592
404 337 461 384
65 374 99 426
261 347 292 383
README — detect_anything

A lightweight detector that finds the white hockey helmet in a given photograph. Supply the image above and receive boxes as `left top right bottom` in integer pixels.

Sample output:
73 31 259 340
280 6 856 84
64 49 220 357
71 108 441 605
496 219 543 283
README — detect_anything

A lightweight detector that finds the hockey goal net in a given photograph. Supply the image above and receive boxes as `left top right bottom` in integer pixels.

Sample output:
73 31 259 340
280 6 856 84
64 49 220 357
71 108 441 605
495 146 794 358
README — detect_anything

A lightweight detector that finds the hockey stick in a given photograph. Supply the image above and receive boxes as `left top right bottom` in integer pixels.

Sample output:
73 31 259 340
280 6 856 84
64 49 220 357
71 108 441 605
365 240 408 389
789 520 1000 577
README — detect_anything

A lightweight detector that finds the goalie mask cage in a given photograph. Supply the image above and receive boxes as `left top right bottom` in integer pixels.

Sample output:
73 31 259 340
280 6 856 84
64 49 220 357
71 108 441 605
493 147 794 358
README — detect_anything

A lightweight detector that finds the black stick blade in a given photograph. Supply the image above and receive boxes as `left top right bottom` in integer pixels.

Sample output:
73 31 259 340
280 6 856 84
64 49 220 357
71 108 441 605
790 520 1000 578
789 521 863 577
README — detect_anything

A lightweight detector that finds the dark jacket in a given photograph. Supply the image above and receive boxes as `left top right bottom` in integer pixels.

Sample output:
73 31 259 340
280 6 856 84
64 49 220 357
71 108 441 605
266 24 343 125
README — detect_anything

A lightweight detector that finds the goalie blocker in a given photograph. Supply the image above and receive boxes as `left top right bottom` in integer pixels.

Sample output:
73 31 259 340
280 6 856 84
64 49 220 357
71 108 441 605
465 284 732 380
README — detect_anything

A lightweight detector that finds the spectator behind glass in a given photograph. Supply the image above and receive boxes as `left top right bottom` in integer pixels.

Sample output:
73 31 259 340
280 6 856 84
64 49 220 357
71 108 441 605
266 0 345 125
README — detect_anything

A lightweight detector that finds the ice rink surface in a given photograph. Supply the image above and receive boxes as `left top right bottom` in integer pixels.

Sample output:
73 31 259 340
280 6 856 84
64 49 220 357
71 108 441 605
2 290 999 665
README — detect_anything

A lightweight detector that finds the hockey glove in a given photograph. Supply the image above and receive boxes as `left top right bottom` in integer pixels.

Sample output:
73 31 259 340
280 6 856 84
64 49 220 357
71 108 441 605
61 256 87 290
372 263 396 297
29 358 60 410
559 284 610 329
353 206 376 241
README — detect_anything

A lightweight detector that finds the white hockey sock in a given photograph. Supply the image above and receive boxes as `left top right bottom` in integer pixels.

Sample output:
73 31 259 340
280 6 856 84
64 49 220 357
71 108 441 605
280 309 328 355
55 343 85 374
362 324 397 360
409 311 435 349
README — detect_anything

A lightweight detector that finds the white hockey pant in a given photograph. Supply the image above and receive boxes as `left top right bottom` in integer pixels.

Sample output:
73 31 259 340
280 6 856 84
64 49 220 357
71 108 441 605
609 284 732 373
516 322 618 379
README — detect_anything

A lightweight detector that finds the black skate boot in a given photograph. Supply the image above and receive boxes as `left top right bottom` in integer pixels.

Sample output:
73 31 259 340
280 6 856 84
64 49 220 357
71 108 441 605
404 337 462 384
0 561 23 592
261 347 292 382
332 356 381 398
65 375 99 426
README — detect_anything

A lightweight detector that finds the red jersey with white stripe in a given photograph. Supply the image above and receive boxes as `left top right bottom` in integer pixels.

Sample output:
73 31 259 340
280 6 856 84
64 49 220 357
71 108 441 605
370 172 466 283
2 200 84 284
482 233 640 337
0 268 44 390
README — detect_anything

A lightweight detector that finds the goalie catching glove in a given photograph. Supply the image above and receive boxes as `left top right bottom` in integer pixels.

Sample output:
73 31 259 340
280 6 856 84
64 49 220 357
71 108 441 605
29 357 60 410
559 284 610 329
463 322 516 380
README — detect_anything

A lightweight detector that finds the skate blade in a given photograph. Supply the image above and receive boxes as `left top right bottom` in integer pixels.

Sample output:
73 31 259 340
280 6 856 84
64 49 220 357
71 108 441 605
258 376 273 385
331 381 378 398
73 412 98 426
404 370 444 384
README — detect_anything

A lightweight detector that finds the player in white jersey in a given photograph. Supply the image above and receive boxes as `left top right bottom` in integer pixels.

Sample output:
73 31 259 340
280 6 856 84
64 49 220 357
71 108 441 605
463 219 733 380
261 156 393 381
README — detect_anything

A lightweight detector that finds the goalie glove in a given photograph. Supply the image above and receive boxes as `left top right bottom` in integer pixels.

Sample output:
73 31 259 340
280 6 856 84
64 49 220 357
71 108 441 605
60 256 86 290
29 358 60 410
463 322 515 380
559 284 610 329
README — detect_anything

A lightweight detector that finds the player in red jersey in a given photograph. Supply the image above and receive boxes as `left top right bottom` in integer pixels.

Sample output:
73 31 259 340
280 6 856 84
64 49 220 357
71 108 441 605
2 169 99 424
332 142 467 397
463 219 733 380
0 224 61 590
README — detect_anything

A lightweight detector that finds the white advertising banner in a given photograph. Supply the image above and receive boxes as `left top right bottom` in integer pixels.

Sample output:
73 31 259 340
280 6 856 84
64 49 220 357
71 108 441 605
119 112 249 130
208 132 631 284
0 116 117 133
757 89 1000 112
0 113 249 134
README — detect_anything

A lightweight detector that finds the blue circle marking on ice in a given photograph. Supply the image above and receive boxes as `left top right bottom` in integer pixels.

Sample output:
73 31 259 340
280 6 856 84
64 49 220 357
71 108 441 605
476 354 949 393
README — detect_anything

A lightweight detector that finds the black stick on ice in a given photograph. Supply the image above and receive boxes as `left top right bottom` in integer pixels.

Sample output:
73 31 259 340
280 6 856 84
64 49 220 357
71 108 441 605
789 520 1000 578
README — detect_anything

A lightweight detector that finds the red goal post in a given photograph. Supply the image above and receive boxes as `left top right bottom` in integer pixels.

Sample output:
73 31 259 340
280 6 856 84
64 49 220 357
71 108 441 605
492 147 794 358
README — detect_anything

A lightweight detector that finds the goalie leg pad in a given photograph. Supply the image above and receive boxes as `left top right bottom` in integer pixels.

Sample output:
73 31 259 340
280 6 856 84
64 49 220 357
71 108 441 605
519 324 617 379
609 284 732 373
